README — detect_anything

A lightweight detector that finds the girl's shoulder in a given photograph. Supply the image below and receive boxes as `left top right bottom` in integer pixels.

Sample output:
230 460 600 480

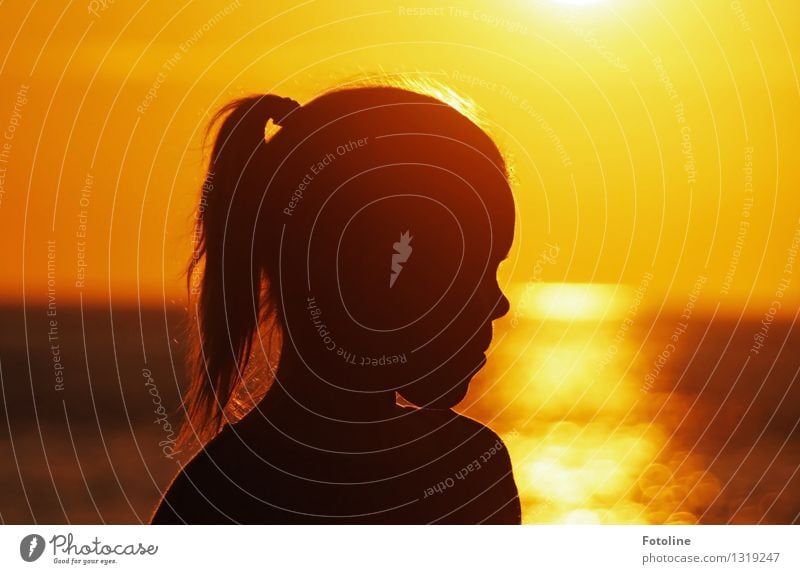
149 421 274 524
396 406 515 483
396 407 521 524
397 406 507 445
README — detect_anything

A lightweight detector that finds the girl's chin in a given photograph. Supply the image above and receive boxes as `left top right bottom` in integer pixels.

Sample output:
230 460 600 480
395 352 487 407
398 379 473 410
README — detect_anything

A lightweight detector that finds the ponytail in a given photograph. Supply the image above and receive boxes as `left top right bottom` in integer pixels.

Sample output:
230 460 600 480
180 94 300 446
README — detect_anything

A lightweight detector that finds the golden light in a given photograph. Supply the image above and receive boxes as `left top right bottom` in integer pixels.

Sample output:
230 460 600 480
2 0 793 529
513 283 629 322
552 0 605 6
509 422 666 523
482 280 724 524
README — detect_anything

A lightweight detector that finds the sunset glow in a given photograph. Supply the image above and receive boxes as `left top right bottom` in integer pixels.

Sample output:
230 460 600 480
1 0 797 528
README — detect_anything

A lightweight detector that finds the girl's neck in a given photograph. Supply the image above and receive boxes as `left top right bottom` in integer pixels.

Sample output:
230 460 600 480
264 346 399 423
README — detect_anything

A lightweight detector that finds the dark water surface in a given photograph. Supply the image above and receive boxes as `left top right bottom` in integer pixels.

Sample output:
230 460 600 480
1 302 797 524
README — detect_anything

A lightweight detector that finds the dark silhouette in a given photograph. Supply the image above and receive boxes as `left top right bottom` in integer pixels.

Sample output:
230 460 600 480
151 85 520 524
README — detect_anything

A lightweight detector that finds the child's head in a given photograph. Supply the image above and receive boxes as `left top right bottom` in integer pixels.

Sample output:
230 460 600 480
187 85 515 439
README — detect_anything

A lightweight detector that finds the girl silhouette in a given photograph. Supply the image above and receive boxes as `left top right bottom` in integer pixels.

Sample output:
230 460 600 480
151 85 521 524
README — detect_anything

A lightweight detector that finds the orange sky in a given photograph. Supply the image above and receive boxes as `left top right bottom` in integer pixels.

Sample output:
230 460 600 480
1 0 798 314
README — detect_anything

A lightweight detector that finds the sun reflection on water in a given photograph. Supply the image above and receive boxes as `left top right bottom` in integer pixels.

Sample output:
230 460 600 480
513 282 631 322
467 282 721 524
